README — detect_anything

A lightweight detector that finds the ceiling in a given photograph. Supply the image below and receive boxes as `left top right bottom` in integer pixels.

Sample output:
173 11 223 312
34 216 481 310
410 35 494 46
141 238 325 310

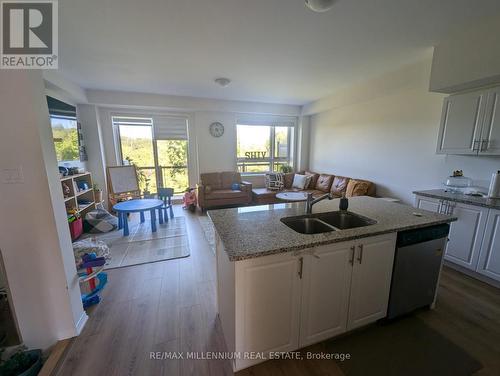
58 0 500 105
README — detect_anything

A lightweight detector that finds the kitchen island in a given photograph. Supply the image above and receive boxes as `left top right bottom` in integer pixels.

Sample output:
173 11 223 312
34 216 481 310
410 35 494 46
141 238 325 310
209 196 456 371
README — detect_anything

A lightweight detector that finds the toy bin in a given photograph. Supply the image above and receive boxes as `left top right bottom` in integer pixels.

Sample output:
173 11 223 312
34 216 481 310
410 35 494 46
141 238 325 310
69 217 83 240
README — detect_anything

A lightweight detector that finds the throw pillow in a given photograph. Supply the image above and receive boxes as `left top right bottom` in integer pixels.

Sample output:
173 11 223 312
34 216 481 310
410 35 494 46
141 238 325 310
315 174 334 192
283 172 295 189
304 171 319 189
346 179 371 197
266 173 284 191
292 174 310 190
330 176 350 196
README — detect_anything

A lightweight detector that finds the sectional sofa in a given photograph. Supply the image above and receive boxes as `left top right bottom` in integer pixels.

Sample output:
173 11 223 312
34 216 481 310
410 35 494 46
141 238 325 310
252 171 376 204
196 170 376 210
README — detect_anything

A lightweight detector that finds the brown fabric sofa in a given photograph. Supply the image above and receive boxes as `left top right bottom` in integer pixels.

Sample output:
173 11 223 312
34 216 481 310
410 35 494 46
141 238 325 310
196 172 252 210
252 171 376 205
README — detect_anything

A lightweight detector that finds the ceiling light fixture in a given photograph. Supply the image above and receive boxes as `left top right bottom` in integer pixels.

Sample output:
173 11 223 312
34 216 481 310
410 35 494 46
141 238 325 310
214 77 231 87
305 0 337 13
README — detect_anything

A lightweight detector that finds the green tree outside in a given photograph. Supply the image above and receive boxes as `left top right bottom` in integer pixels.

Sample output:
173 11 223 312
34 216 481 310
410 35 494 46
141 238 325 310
52 125 79 161
120 136 188 194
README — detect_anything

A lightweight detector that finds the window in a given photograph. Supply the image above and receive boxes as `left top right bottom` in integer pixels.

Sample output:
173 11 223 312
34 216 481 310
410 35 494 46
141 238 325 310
236 116 295 173
113 115 189 194
115 117 157 194
50 115 79 161
47 96 80 162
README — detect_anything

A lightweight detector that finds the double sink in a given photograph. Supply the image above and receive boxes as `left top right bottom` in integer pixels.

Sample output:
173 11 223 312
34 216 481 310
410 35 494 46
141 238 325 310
281 211 376 234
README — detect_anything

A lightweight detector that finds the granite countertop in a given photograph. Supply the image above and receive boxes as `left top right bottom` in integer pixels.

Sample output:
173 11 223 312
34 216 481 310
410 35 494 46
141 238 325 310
414 189 500 210
208 196 456 261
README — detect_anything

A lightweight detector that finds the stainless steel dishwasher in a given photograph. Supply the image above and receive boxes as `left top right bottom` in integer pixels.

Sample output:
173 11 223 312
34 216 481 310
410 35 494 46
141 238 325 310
386 224 450 319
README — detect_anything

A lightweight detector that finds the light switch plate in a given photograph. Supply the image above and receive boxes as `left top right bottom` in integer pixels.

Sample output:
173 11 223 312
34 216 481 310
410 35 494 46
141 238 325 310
2 167 24 184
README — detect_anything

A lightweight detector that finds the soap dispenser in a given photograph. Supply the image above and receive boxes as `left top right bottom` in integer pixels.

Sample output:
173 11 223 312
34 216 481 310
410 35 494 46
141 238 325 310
339 192 348 211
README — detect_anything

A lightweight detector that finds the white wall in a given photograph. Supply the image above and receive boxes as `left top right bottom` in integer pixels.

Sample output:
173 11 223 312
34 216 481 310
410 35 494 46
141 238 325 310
307 58 500 204
89 90 303 189
0 70 86 349
194 111 237 174
296 116 310 171
430 13 500 93
86 89 301 116
77 104 108 199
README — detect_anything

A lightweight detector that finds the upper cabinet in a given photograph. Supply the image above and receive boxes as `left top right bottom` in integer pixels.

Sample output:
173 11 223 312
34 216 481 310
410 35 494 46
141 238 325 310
480 87 500 155
437 86 500 155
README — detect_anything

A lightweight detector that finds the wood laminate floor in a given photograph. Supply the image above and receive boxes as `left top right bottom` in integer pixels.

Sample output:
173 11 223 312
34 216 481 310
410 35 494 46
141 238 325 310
56 206 500 376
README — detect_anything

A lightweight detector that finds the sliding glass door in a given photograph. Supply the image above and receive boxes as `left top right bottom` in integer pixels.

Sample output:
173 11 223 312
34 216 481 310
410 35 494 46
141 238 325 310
156 139 188 194
114 116 189 194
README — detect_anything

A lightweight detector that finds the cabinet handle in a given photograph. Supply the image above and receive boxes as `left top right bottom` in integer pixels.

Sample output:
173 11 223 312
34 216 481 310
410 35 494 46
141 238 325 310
440 200 449 215
349 246 355 265
298 257 303 279
357 245 364 264
481 139 488 152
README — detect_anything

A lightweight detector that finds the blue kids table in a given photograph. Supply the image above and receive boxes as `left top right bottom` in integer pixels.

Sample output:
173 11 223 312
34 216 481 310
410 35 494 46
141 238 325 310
113 199 164 236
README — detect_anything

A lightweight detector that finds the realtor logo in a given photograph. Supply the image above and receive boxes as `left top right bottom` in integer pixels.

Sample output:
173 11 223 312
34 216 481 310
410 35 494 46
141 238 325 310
1 0 58 68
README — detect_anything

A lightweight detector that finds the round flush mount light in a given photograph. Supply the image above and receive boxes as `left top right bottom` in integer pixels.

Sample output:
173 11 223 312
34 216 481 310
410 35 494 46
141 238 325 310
305 0 337 12
214 77 231 87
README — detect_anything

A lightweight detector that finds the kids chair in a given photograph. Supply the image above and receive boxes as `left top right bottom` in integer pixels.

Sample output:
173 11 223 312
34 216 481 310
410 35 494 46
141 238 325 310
158 188 174 221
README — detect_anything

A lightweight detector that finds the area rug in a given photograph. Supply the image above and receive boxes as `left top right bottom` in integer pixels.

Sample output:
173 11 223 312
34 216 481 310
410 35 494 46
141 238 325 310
103 216 190 269
95 216 187 246
326 316 482 376
198 215 216 254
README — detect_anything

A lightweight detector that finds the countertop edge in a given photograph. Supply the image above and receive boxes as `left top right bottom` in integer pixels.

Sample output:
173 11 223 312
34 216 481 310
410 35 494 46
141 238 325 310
413 190 499 209
223 217 456 262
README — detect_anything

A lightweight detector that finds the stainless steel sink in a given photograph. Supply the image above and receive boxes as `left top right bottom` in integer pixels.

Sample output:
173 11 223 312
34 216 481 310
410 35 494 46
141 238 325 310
280 217 336 234
315 211 377 230
281 211 376 234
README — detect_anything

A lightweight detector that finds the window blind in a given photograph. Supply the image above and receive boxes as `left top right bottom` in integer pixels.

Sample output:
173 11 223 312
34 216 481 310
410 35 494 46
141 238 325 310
236 114 296 128
112 116 153 126
153 116 188 140
46 96 76 118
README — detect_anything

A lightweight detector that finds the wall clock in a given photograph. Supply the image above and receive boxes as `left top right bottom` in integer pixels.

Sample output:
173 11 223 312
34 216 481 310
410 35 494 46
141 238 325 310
209 122 224 137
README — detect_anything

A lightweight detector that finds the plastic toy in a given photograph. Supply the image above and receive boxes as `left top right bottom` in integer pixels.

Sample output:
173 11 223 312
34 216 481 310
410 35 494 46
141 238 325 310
183 188 197 212
78 252 107 308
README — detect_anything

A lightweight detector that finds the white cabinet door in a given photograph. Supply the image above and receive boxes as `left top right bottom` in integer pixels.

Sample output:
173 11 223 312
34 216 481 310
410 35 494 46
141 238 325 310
437 90 487 155
480 87 500 155
235 252 301 369
476 209 500 281
299 243 354 347
444 203 489 270
414 195 441 213
347 233 397 330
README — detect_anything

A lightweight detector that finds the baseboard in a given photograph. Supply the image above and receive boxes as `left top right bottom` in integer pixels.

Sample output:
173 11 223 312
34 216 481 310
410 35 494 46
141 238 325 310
38 338 72 376
444 261 500 288
75 312 89 335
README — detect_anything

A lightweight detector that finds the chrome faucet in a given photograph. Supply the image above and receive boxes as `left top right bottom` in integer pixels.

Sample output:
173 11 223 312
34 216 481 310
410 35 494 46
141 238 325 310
305 192 333 214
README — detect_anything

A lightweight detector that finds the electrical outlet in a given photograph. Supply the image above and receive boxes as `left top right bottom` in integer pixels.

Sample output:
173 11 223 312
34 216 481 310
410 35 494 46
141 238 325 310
2 167 24 184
